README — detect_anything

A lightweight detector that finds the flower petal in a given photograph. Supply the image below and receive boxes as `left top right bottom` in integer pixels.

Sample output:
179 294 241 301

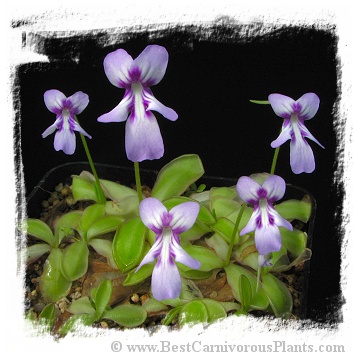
103 49 133 88
169 202 200 233
144 90 178 121
170 235 201 269
268 93 295 119
151 257 181 301
289 137 316 174
53 129 76 155
66 91 89 115
125 111 164 162
131 45 169 87
299 122 325 149
135 236 163 271
272 210 293 231
139 198 167 232
44 90 66 114
255 224 282 255
236 176 261 204
70 118 92 139
42 119 61 138
97 90 132 123
271 120 292 148
239 208 259 236
262 175 286 202
296 93 320 120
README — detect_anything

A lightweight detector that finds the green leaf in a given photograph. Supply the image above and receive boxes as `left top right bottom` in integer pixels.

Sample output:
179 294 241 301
183 245 224 271
212 217 236 244
261 273 293 318
224 263 269 311
123 263 154 286
178 300 208 326
238 274 252 312
39 303 58 331
201 298 227 322
94 279 113 319
59 313 97 335
104 195 140 217
280 227 307 257
275 199 311 223
61 241 89 281
210 186 237 200
39 248 71 303
23 219 55 247
99 179 138 201
25 243 52 264
80 203 106 232
112 217 147 272
66 296 96 315
180 269 213 280
87 215 124 240
205 233 229 261
142 298 168 313
71 175 97 202
151 154 205 201
210 197 241 219
89 238 117 268
162 306 183 325
54 211 83 245
102 304 147 327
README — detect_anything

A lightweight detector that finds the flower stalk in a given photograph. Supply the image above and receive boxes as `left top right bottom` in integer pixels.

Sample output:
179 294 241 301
76 117 106 205
134 161 144 202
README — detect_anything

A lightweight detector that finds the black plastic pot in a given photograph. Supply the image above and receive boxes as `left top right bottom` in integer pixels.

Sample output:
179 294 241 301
26 161 316 319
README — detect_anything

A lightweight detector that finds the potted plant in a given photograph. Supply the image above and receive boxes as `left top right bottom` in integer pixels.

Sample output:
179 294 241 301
21 44 322 336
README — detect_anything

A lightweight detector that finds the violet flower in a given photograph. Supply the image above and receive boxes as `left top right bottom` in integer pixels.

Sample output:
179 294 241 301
268 93 324 174
97 45 178 162
236 175 293 266
42 90 91 155
136 198 201 301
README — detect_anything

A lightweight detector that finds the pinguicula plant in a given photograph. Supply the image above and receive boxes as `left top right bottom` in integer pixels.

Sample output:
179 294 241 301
21 44 322 336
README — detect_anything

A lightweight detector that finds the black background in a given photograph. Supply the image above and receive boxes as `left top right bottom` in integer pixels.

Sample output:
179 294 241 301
15 22 342 324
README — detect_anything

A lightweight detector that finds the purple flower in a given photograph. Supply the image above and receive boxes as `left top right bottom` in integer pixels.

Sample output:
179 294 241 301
236 175 293 264
268 93 325 174
42 90 91 155
97 45 178 162
136 198 201 301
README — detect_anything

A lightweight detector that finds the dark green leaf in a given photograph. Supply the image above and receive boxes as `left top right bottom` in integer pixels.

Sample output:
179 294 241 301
59 313 97 335
261 273 293 318
61 241 89 281
151 154 205 201
86 215 124 240
23 219 55 247
102 304 147 327
39 248 71 303
112 218 146 272
94 279 113 319
178 300 208 326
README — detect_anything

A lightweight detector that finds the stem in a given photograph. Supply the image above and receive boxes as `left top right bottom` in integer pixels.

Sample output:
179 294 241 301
75 116 106 205
270 146 280 175
134 161 144 202
224 202 247 267
256 266 261 292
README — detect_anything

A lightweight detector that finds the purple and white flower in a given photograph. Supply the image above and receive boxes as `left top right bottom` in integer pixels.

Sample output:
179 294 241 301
236 175 293 265
136 198 201 301
97 45 178 162
42 90 91 155
268 93 324 174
